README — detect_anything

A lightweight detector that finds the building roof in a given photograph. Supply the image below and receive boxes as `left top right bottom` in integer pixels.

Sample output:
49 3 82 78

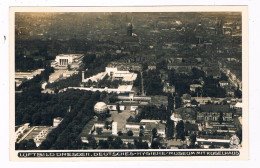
184 123 199 131
125 122 142 126
235 102 243 108
182 94 191 100
54 117 63 121
219 80 229 83
200 104 230 113
190 84 202 88
144 122 165 131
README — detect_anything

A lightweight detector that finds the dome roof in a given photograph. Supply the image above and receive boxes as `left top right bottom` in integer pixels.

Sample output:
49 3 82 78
94 102 108 114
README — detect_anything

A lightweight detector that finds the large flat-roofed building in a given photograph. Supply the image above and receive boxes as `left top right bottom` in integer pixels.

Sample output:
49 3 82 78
190 84 203 92
15 69 45 87
52 54 84 69
15 123 30 141
82 72 107 83
107 62 142 71
196 135 231 149
23 126 54 147
48 70 78 83
15 69 44 80
68 85 133 94
105 67 137 82
82 67 137 83
53 117 63 127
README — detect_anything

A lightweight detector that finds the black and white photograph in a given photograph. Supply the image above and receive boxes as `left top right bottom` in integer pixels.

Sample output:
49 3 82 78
9 6 249 161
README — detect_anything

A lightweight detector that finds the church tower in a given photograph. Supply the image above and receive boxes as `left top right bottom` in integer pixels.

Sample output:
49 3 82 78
127 23 133 36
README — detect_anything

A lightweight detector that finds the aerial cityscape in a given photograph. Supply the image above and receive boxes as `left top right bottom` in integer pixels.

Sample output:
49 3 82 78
14 12 242 150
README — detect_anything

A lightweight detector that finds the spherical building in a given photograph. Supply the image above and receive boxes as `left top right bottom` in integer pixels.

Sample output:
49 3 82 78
94 102 108 114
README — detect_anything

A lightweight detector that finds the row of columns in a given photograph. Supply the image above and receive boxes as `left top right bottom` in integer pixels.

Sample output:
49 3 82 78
59 59 68 66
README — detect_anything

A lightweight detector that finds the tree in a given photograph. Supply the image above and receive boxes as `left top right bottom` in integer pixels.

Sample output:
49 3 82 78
98 140 109 149
98 113 107 121
235 88 242 98
209 144 215 149
126 116 135 122
67 64 71 71
151 140 160 149
128 143 135 149
176 120 185 140
117 131 123 136
39 140 51 150
112 137 123 149
116 103 121 113
175 96 182 109
127 130 134 136
180 132 186 141
220 73 228 81
88 136 97 149
105 121 109 130
142 62 148 71
156 60 167 71
218 112 224 124
236 129 242 143
191 68 205 79
107 136 113 144
190 134 197 145
17 140 28 150
96 128 103 135
26 139 37 150
109 94 118 103
143 70 163 95
16 139 37 150
135 138 148 149
32 113 41 125
191 99 198 106
152 128 158 138
166 119 174 138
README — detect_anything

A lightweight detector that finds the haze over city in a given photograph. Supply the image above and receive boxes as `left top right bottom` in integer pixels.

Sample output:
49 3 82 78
14 12 242 150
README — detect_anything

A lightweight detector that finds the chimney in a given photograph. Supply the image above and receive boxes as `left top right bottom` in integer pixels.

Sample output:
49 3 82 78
82 71 85 82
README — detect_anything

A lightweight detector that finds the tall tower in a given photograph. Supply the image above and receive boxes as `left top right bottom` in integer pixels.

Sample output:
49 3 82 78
112 122 118 135
82 71 85 82
127 23 133 36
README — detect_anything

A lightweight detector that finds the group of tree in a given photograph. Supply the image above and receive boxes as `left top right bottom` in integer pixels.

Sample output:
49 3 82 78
234 88 242 98
187 134 200 149
15 53 44 72
218 112 224 124
40 90 103 150
94 75 123 88
142 70 163 95
167 68 227 98
16 89 88 126
17 66 54 92
16 90 104 150
15 139 37 150
82 54 96 69
166 118 174 138
134 138 149 149
89 136 123 149
133 71 142 95
176 120 186 141
136 105 169 121
108 93 118 103
46 72 82 90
